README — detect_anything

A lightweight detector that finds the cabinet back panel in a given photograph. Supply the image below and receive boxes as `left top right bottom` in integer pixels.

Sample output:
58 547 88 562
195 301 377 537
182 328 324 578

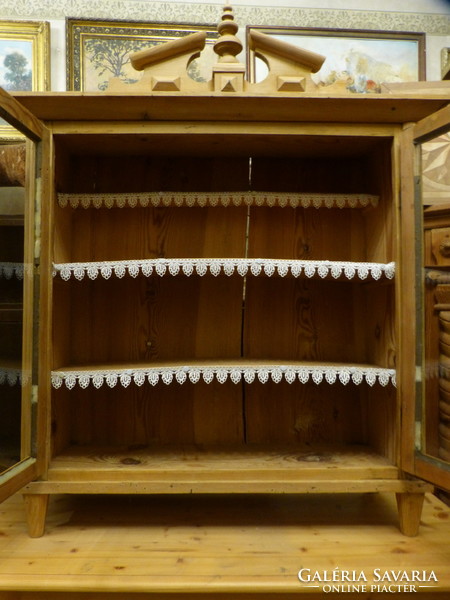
52 382 394 452
54 206 248 263
60 155 250 193
244 380 365 446
243 279 368 363
55 275 243 366
251 156 371 194
53 381 244 447
247 207 367 262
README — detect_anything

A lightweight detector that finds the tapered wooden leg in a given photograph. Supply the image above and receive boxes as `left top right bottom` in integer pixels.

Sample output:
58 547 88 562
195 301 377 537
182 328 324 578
23 494 49 538
396 492 425 536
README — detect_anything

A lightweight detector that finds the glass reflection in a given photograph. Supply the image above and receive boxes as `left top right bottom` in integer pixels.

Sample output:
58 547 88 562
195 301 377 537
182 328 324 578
422 130 450 463
0 138 26 472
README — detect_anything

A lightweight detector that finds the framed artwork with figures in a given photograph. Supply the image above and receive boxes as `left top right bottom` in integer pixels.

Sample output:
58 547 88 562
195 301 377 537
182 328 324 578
247 26 425 93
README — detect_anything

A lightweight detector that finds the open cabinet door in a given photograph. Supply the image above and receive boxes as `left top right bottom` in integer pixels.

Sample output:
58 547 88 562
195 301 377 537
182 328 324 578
0 87 48 501
402 103 450 493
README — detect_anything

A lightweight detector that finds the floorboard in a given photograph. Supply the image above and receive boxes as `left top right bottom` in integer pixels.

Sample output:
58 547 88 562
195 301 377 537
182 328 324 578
0 491 449 597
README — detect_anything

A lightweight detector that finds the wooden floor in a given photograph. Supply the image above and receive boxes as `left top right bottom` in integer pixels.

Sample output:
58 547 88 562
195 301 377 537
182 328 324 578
0 491 449 598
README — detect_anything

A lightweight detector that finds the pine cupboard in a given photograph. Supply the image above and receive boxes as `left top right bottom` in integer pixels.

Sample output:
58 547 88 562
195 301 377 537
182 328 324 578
0 18 450 537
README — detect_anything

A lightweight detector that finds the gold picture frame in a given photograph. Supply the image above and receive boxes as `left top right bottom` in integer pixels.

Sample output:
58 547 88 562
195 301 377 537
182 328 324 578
442 48 450 80
66 18 218 92
0 20 50 139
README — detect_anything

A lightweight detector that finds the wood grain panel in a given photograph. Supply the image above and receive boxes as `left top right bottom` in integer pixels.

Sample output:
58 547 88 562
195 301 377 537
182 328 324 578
364 282 396 368
251 155 372 194
58 381 244 447
364 141 395 264
244 380 365 446
64 274 243 365
0 88 44 141
64 155 250 193
63 205 247 262
243 278 368 364
247 206 366 262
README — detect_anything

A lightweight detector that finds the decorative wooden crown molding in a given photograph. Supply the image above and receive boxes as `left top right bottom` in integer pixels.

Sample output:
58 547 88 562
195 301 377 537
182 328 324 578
107 3 325 94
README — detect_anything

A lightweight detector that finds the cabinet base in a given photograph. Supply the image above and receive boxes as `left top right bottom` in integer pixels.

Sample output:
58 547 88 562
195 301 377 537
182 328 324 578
22 482 431 538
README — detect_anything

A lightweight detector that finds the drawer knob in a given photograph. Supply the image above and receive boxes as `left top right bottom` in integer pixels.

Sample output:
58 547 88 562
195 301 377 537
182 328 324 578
440 239 450 257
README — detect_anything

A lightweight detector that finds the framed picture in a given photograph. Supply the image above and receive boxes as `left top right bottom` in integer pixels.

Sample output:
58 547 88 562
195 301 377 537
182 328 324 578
442 48 450 80
247 26 425 93
0 20 50 138
66 19 219 92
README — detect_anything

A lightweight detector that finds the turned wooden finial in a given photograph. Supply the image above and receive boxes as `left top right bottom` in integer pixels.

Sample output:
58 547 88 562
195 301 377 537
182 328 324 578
214 4 243 63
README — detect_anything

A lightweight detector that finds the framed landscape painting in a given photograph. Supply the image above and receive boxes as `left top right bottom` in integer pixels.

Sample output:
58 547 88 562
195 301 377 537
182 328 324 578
0 20 50 138
247 26 425 93
66 19 218 91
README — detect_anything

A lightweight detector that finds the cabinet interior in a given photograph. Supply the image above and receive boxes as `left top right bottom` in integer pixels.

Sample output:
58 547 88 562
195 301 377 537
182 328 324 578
49 130 398 476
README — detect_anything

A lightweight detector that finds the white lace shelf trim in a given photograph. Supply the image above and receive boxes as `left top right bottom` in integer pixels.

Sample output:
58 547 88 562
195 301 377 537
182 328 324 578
0 367 24 386
51 365 396 389
57 192 380 210
0 262 24 280
53 259 395 281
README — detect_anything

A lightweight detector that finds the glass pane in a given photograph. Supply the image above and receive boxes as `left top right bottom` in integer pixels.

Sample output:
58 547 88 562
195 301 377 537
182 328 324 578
0 128 35 474
420 129 450 465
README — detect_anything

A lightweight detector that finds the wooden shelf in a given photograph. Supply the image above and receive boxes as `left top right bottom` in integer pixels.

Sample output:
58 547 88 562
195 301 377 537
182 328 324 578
57 191 379 209
0 303 23 321
0 215 24 227
53 258 396 282
48 444 397 481
51 359 396 389
22 444 429 495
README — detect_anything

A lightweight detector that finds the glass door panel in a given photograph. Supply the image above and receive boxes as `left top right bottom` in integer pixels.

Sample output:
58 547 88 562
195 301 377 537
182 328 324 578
0 87 44 499
415 104 450 491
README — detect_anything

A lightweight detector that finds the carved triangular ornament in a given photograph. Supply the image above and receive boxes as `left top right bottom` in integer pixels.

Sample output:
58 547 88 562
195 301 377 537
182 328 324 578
106 4 325 94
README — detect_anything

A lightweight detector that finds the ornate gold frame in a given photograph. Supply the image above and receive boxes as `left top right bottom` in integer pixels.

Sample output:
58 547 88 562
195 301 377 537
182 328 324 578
66 18 218 92
0 20 50 139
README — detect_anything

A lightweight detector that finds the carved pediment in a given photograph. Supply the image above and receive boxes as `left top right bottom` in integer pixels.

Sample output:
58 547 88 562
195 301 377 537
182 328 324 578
106 4 325 94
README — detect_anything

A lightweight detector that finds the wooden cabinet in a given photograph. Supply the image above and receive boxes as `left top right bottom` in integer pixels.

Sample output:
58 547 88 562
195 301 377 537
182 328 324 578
0 18 449 537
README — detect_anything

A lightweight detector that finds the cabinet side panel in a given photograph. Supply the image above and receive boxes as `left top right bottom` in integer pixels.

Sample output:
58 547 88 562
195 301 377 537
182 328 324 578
364 282 396 369
364 141 395 264
365 384 397 462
